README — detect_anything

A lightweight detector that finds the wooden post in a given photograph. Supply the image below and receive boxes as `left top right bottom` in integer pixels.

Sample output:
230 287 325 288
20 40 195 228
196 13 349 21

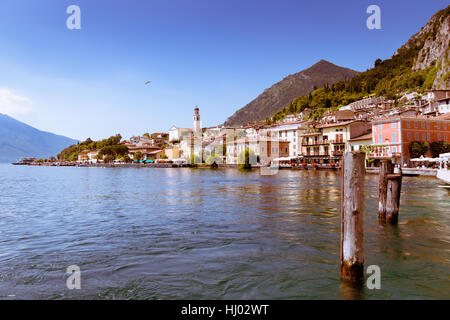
340 152 365 283
378 160 394 221
386 168 402 224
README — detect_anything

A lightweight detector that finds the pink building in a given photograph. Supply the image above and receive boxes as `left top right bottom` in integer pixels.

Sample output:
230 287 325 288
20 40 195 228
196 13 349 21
371 116 450 164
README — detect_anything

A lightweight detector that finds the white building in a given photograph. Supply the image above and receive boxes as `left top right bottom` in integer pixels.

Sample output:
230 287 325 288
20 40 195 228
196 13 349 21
169 126 192 143
267 122 306 157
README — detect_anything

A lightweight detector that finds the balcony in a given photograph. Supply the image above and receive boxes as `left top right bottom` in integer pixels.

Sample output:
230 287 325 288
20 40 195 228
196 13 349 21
369 152 401 159
332 150 344 156
329 140 345 144
302 140 329 146
304 152 330 157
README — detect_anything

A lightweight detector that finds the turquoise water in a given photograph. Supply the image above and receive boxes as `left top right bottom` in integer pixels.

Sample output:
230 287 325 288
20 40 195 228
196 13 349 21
0 164 448 299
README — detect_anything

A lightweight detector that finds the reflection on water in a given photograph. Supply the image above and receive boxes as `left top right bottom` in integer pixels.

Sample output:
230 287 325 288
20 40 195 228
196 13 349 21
0 164 448 299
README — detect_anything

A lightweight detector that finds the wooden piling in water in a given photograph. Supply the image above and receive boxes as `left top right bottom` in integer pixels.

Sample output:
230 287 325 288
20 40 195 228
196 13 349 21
386 168 402 224
378 160 394 221
340 152 365 283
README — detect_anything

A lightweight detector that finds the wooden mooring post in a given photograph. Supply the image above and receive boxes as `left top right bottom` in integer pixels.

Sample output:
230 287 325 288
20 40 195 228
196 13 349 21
378 160 394 221
378 160 403 224
386 168 402 224
340 152 365 283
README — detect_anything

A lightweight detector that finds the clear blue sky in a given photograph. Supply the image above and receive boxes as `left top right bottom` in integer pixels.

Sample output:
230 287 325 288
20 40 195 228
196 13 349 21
0 0 448 141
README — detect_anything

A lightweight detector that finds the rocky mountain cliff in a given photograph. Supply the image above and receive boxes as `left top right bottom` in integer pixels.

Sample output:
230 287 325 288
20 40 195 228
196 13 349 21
397 6 449 89
223 60 359 127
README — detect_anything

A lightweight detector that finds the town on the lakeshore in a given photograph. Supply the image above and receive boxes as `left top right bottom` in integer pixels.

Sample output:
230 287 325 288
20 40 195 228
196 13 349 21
21 88 444 172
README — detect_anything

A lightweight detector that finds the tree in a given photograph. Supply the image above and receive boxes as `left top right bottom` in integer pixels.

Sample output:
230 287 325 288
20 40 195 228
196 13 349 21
238 148 257 170
121 155 131 163
134 151 144 162
98 145 129 159
374 58 383 67
430 141 450 158
206 154 222 165
103 154 115 163
409 141 429 159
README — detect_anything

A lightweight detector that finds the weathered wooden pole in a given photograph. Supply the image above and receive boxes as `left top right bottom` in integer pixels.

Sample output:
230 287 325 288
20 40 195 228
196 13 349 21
386 168 402 224
378 160 394 221
340 152 365 283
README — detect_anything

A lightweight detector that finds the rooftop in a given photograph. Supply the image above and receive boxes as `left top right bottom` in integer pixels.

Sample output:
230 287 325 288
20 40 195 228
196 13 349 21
349 133 373 141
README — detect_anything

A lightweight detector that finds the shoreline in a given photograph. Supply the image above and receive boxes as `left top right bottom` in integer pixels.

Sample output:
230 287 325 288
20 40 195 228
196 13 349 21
8 162 439 176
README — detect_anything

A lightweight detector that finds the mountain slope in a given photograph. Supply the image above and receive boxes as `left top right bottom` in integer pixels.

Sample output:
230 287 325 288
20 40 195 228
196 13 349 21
0 113 77 162
400 5 450 89
265 5 450 123
223 60 359 127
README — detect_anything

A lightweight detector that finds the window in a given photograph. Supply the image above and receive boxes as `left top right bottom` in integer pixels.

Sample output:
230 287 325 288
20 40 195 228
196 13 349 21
407 132 412 141
407 121 411 128
437 133 441 140
427 122 430 129
437 122 440 129
422 133 426 140
427 133 431 141
444 124 447 130
392 146 397 153
391 122 396 128
415 133 419 140
378 134 383 143
414 122 418 128
421 122 425 129
445 134 448 140
378 123 382 130
392 132 397 142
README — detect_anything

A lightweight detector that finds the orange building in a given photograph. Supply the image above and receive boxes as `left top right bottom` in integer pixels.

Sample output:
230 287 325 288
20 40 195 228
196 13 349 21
371 116 450 164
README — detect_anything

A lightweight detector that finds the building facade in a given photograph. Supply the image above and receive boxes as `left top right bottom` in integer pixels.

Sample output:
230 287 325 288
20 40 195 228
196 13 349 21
371 116 450 164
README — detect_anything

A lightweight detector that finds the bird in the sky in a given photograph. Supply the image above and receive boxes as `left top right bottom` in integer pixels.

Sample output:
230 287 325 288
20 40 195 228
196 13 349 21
145 81 152 85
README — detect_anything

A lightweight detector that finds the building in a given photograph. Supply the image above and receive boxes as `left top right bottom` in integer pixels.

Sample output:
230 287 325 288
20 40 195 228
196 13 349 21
300 120 371 165
422 90 450 116
164 146 181 160
267 121 307 158
77 150 99 163
168 126 192 143
77 150 91 162
371 116 450 165
226 135 290 165
147 150 166 161
347 133 373 152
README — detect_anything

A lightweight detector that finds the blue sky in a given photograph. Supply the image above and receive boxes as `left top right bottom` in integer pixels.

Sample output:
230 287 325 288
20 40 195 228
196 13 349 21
0 0 448 141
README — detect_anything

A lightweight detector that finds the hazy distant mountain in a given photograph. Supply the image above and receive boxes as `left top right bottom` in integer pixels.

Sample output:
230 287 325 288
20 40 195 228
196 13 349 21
223 60 359 126
0 113 77 162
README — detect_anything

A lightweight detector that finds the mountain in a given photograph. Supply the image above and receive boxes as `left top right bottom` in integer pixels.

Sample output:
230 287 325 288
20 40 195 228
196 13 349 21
398 6 449 89
223 60 359 127
263 5 450 124
0 113 78 162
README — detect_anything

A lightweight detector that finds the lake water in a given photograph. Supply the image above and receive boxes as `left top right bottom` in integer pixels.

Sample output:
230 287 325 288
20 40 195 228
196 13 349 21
0 164 449 300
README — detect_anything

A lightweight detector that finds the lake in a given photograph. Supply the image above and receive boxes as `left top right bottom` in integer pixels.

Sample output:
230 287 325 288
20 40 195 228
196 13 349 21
0 164 448 299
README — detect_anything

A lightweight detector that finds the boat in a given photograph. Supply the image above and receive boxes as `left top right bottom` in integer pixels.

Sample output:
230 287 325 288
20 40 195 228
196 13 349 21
436 153 450 185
